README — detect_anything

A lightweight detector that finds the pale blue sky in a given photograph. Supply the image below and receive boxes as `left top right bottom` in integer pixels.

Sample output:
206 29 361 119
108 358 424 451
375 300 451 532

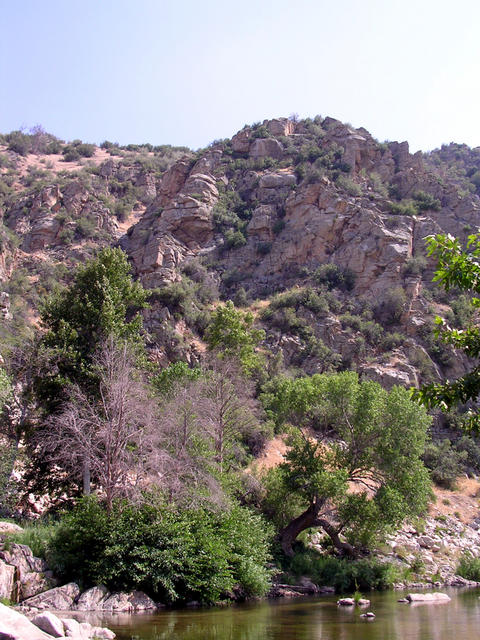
2 0 480 151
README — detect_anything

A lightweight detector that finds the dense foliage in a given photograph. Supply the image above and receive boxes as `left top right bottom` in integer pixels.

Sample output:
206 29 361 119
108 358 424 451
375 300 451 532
261 372 432 555
284 547 399 593
457 552 480 582
38 247 148 406
48 497 272 604
415 233 480 431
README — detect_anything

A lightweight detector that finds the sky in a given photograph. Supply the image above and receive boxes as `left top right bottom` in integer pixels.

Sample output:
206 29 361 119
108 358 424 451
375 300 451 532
2 0 480 152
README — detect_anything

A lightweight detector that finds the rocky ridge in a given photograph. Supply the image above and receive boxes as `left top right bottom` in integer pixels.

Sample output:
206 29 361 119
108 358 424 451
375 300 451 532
2 116 480 397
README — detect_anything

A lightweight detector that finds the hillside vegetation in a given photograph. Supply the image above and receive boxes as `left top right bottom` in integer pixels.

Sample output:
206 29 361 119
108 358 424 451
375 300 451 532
1 117 480 603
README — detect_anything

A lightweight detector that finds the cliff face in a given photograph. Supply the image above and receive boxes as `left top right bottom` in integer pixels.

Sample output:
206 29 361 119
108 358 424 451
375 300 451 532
1 116 480 389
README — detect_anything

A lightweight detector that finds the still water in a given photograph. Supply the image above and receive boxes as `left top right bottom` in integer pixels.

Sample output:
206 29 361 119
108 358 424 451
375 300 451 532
78 588 480 640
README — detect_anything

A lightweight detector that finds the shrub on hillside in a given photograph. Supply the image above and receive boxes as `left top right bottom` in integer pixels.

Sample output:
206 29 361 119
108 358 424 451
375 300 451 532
389 200 418 216
422 439 467 489
413 190 441 212
7 131 31 156
404 255 427 276
313 263 355 291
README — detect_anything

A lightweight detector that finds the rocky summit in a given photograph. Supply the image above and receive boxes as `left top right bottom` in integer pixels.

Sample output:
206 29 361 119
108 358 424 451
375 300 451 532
1 116 480 391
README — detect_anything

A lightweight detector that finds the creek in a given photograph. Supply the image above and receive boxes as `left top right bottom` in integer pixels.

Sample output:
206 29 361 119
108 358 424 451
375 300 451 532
72 587 480 640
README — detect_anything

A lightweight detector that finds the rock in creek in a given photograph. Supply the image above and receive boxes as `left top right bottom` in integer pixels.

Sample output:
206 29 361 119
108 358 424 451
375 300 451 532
406 592 451 603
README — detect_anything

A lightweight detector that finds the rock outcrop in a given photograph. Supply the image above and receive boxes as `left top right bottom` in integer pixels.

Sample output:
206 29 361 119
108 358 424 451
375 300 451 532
3 113 480 422
0 543 58 602
21 583 81 610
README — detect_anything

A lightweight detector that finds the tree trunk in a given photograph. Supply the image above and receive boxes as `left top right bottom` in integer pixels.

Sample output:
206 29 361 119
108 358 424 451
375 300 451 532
82 459 91 496
314 518 355 557
278 502 322 556
278 500 356 557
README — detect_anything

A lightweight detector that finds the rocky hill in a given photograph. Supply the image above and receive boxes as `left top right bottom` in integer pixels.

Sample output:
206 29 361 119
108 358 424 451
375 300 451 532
1 117 480 399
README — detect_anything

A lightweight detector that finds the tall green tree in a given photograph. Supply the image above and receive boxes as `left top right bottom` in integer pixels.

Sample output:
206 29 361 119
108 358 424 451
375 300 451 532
205 301 265 375
413 233 480 431
37 247 148 407
261 372 431 556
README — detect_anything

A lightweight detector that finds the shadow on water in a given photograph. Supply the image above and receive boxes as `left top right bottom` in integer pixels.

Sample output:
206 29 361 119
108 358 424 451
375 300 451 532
75 588 480 640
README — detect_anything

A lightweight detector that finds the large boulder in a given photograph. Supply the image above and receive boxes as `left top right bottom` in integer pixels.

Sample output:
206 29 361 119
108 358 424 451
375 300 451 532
266 118 295 137
0 544 56 601
258 173 297 189
31 612 64 638
101 590 157 611
20 572 56 600
60 618 82 638
0 522 23 535
0 544 47 576
0 560 15 601
74 585 109 611
21 582 80 610
249 138 284 160
406 592 451 603
0 603 53 640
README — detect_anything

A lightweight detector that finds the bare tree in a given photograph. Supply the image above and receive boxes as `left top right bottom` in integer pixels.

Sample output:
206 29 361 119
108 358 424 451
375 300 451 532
42 339 161 511
195 357 259 473
157 378 223 505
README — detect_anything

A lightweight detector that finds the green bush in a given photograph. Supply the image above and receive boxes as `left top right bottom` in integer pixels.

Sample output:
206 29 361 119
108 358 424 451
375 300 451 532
335 175 362 197
48 498 272 604
63 149 80 162
339 313 384 346
286 547 397 593
7 131 31 156
455 435 480 474
374 287 407 325
4 521 58 560
268 288 330 316
422 439 467 489
404 255 427 276
225 229 247 249
76 217 97 239
457 552 480 581
413 191 441 212
256 241 272 255
313 263 355 291
389 200 418 216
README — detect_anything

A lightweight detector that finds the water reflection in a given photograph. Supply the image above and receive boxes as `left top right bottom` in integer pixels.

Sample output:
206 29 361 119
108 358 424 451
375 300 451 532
83 589 480 640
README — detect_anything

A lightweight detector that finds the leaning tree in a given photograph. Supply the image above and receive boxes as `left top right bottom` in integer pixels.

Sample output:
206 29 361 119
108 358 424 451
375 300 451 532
261 371 432 556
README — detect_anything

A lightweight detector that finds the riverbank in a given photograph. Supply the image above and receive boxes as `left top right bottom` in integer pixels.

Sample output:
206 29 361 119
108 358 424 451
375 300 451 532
2 507 480 616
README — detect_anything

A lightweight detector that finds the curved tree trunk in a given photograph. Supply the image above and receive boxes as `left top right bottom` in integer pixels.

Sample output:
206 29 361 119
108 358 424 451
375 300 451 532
278 502 320 556
278 500 356 557
314 518 355 557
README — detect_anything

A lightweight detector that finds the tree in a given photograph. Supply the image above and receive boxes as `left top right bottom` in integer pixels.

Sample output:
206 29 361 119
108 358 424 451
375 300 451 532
40 340 161 510
37 247 148 407
414 233 480 431
205 301 265 375
261 372 431 556
0 366 14 513
159 357 270 482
